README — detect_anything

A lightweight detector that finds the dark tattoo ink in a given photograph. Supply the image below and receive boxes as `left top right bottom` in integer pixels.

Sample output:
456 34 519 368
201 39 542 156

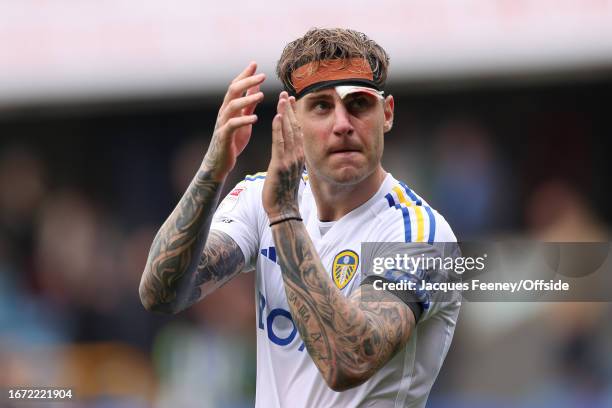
272 220 414 390
139 169 244 313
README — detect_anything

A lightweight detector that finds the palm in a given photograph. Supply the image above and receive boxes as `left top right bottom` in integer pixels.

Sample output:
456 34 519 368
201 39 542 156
204 62 265 179
232 122 253 157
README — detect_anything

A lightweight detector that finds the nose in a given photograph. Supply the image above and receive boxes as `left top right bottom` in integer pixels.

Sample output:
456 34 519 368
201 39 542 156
332 103 354 137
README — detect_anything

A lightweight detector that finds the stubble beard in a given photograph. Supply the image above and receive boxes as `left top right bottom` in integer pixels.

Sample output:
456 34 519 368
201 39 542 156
308 156 376 188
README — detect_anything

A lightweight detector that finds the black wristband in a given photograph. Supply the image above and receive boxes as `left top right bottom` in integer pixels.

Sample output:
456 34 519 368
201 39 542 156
269 216 303 227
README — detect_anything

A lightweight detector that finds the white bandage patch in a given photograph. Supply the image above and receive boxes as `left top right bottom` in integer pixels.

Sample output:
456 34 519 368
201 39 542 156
335 85 384 100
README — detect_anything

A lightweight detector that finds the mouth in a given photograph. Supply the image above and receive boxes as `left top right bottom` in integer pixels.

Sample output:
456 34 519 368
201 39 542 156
329 148 361 155
328 150 363 163
329 150 361 160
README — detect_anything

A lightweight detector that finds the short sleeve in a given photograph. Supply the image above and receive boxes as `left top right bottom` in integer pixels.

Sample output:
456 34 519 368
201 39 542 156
210 178 263 272
361 208 462 322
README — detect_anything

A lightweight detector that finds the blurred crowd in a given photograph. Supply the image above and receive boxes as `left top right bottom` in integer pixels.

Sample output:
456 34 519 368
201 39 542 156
0 140 256 407
1 80 611 407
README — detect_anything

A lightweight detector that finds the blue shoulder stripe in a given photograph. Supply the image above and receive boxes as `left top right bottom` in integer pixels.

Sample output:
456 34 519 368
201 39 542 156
385 193 412 242
385 193 396 207
399 181 436 244
396 204 412 243
399 181 422 205
385 181 438 244
424 206 436 244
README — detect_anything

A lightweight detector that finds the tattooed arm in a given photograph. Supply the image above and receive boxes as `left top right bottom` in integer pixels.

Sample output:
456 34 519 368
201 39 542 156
273 221 415 390
138 171 245 313
263 93 415 391
139 62 265 314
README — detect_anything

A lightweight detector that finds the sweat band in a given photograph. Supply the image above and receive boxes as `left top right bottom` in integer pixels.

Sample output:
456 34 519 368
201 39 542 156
289 58 382 99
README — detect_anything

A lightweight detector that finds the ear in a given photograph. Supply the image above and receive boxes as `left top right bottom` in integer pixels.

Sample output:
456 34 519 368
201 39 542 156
383 95 394 133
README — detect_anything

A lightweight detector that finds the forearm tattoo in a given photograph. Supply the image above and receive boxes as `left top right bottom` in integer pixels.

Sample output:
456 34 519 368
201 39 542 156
272 220 414 389
272 162 301 216
139 169 243 313
188 230 245 304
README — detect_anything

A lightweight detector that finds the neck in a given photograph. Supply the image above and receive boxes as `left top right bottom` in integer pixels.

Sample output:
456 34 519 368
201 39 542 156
308 166 387 222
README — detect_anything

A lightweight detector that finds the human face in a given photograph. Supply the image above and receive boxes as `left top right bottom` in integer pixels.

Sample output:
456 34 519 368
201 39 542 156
295 88 394 186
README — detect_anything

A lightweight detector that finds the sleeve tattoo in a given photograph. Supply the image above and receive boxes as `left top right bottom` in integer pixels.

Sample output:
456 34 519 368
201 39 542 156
139 168 245 313
272 220 415 391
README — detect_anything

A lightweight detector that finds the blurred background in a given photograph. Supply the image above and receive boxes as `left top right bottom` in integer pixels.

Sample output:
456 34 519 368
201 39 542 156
1 1 611 407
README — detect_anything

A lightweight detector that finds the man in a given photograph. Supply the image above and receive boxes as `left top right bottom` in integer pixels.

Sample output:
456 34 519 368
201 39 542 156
140 28 460 407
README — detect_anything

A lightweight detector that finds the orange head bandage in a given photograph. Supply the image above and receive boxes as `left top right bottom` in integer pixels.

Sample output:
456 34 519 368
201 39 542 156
289 58 383 99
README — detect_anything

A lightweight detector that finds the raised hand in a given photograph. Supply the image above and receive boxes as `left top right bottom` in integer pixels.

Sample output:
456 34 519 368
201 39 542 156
263 92 305 221
140 62 264 313
203 62 265 181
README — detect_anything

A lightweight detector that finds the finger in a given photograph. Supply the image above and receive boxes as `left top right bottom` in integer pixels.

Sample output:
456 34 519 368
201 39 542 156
286 96 303 148
280 99 295 152
276 92 288 116
243 85 261 116
271 113 284 159
276 93 292 150
223 73 266 106
231 62 257 84
224 114 258 133
246 84 260 97
221 92 264 122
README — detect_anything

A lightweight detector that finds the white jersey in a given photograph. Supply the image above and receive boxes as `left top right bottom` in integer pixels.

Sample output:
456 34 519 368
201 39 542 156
210 172 460 408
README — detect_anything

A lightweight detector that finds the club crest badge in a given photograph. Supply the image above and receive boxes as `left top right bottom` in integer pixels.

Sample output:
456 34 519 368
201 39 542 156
333 250 359 289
